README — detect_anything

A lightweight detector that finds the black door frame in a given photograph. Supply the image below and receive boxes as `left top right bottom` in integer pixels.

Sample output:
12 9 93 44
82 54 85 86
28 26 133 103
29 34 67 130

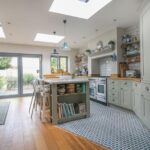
0 52 42 99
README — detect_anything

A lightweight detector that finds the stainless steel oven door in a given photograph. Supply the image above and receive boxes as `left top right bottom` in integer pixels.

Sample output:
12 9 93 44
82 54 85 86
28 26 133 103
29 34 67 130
96 82 106 98
90 87 96 99
89 79 97 99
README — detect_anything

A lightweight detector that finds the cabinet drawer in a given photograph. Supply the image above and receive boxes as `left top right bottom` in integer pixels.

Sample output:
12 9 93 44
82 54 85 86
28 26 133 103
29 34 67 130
132 82 141 93
108 95 119 105
108 91 119 97
141 83 150 100
108 86 118 92
108 79 118 87
120 80 132 89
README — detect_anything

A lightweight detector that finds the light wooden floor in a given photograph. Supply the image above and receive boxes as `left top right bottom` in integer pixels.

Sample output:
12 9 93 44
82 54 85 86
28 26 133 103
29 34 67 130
0 97 109 150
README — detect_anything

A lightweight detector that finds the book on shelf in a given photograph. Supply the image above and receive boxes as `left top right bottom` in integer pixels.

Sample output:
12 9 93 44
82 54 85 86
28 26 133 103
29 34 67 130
57 102 86 119
79 103 86 113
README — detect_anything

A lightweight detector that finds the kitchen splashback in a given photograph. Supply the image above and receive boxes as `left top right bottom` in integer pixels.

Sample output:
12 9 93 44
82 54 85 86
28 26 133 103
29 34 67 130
99 57 112 76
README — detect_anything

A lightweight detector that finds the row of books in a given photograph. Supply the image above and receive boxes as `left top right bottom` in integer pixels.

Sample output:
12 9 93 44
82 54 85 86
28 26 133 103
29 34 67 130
57 103 86 119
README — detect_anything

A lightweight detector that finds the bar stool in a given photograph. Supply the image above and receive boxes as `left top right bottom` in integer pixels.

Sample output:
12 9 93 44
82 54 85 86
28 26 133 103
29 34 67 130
29 79 41 118
38 80 51 122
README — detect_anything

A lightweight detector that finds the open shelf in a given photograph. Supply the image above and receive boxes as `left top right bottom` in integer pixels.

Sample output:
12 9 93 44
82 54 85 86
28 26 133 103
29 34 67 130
57 92 86 97
123 41 140 45
58 112 87 124
127 60 140 64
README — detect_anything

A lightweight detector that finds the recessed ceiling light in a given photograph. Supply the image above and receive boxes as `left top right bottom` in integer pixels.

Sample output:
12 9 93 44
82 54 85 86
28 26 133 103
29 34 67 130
0 26 6 38
34 33 64 43
49 0 112 19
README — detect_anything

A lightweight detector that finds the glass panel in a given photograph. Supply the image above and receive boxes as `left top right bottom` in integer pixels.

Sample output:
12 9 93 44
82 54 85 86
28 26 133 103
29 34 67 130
60 57 67 72
98 85 104 94
0 56 18 96
51 57 58 73
22 57 40 94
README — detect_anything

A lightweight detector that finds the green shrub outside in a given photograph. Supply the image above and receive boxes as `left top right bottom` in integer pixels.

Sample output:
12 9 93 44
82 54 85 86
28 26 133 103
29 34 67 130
6 76 17 90
23 73 35 85
0 76 5 89
0 57 11 70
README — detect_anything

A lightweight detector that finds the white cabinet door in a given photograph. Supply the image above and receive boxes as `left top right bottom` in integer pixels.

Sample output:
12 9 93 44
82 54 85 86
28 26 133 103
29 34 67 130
120 88 132 110
144 99 150 129
141 4 150 83
120 81 132 110
135 94 144 119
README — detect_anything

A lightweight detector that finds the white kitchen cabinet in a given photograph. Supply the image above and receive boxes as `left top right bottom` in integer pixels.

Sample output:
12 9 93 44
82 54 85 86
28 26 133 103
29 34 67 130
107 79 132 109
132 82 143 116
141 83 150 129
135 94 144 118
144 98 150 129
107 79 120 106
120 81 132 110
140 3 150 83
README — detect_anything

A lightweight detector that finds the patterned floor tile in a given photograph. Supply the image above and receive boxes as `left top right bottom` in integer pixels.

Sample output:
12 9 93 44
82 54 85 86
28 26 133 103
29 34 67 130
59 101 150 150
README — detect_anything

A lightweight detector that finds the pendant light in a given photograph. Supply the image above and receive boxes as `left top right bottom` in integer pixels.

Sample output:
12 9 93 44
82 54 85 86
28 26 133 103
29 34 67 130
62 19 70 50
51 31 59 56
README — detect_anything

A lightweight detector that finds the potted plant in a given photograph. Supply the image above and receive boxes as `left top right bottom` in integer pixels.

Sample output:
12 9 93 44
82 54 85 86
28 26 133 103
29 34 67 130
108 41 115 50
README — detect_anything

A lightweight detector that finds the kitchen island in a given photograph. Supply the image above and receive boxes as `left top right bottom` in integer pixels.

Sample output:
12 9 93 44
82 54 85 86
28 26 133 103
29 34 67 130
44 78 90 124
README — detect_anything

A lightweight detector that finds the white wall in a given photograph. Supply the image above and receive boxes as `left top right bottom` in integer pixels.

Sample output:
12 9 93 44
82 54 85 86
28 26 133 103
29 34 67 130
0 43 78 74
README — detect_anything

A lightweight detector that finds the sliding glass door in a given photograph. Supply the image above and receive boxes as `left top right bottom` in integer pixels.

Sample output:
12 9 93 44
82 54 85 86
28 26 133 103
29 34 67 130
0 56 19 96
22 57 41 94
0 53 42 98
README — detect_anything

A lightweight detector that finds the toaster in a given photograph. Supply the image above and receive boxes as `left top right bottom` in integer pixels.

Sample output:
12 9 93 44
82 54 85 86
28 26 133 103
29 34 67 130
126 70 137 78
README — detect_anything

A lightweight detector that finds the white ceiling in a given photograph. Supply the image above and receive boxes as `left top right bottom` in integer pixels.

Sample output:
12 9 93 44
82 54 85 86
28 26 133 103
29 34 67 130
0 0 145 49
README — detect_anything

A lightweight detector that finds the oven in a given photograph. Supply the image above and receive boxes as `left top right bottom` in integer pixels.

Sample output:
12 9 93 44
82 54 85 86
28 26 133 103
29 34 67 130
89 78 97 99
96 78 107 104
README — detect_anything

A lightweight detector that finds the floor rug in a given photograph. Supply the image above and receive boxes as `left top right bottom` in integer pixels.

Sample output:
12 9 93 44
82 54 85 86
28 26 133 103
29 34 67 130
0 101 10 125
59 101 150 150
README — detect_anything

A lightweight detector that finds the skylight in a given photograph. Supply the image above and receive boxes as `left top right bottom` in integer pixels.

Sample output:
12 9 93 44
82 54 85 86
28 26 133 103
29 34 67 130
0 26 6 38
34 33 64 43
49 0 112 19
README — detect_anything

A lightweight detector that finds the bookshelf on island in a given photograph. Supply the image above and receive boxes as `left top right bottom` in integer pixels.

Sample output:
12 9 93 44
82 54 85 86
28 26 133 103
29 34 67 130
44 78 90 124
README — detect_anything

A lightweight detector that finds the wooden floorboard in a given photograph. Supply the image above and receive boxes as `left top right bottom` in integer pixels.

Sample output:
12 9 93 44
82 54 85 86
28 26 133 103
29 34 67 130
0 97 109 150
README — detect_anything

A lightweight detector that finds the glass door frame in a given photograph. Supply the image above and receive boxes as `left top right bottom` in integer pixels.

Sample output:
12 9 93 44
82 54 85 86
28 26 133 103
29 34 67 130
0 52 42 98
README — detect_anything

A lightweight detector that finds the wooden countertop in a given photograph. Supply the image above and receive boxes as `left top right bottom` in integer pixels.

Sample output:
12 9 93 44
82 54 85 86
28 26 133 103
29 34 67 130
44 78 89 84
108 77 141 82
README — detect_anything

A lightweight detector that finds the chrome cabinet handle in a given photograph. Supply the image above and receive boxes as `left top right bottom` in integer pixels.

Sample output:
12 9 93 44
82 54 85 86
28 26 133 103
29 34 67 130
112 87 115 90
124 82 127 85
112 99 115 102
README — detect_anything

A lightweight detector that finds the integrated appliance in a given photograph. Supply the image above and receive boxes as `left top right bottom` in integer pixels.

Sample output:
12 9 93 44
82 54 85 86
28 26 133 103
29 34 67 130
89 77 107 105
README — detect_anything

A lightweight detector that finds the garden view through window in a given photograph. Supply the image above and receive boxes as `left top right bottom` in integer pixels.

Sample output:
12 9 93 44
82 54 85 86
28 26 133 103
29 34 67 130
50 56 68 73
0 54 41 97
